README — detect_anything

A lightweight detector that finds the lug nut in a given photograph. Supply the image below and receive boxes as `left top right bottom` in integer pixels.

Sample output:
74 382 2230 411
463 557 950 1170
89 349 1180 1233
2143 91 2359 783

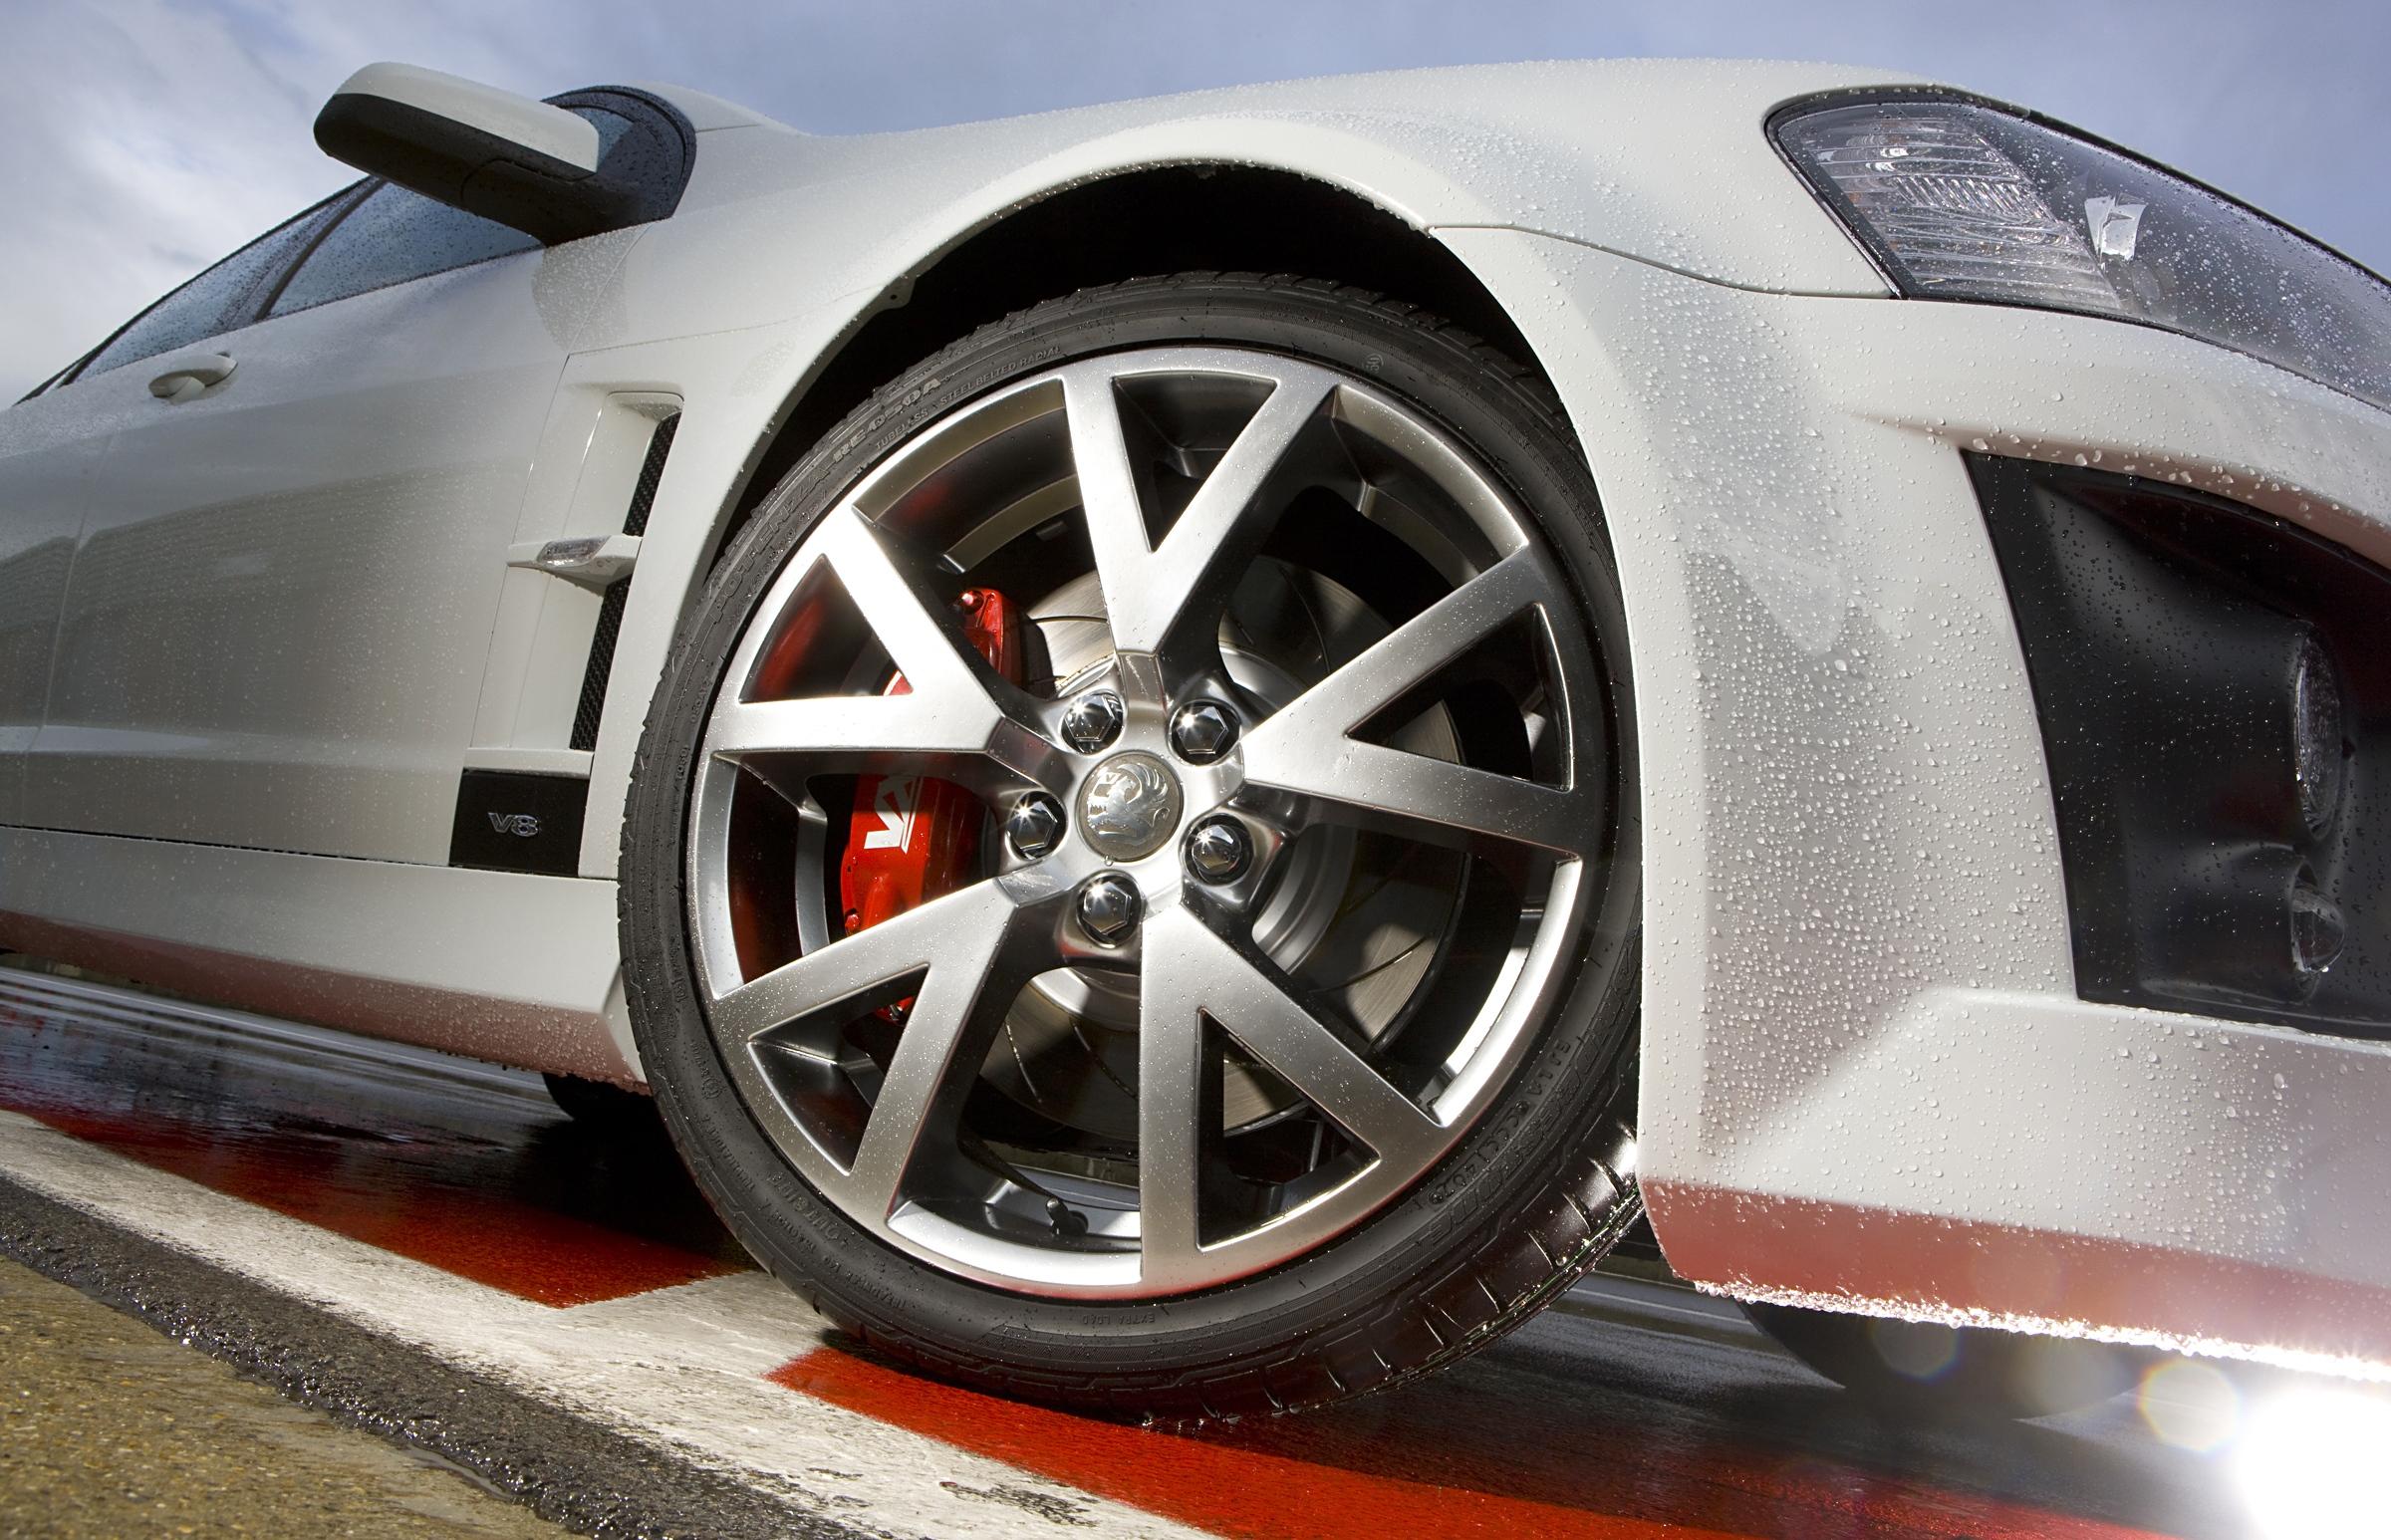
1005 793 1065 858
1061 689 1126 753
1185 816 1252 885
1076 874 1142 946
1169 699 1238 763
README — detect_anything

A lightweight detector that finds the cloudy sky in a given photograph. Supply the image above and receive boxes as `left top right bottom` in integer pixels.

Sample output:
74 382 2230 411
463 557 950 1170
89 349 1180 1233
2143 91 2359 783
6 0 2385 398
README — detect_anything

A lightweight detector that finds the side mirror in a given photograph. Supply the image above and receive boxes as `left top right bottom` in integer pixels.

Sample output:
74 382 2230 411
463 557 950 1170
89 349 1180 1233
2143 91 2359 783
314 63 637 244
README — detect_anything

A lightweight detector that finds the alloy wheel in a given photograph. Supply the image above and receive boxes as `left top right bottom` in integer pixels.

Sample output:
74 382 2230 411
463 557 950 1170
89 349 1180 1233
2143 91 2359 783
684 346 1615 1298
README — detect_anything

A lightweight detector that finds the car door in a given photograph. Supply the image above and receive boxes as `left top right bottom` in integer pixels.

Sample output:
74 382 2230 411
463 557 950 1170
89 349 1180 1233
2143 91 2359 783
0 386 107 830
24 166 643 865
0 193 351 827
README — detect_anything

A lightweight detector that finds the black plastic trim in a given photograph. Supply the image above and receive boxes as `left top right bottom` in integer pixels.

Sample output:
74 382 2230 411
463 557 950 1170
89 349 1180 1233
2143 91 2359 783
571 582 631 754
571 408 679 752
619 410 679 538
448 771 590 878
1973 455 2388 1038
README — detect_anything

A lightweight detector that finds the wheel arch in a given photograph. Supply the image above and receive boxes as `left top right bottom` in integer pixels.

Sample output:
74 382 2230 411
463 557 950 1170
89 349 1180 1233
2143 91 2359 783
699 159 1562 572
579 139 1624 966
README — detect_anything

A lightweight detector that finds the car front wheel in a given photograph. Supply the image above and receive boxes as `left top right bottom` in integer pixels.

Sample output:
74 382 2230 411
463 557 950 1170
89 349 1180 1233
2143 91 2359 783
621 275 1642 1419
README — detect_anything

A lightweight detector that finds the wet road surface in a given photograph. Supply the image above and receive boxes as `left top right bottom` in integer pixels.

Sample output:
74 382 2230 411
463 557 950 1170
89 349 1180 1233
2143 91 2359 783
0 961 2376 1539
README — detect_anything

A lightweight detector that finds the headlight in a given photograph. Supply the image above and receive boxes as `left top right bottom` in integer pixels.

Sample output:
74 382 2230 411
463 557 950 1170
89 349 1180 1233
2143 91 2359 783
1772 95 2391 414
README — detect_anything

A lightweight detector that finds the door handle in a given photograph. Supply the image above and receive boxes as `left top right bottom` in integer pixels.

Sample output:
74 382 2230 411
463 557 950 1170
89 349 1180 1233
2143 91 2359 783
147 352 237 403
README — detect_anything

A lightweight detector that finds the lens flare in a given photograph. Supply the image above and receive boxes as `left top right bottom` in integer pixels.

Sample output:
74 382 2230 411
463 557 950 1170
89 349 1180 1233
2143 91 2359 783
1869 1317 1960 1382
2137 1359 2239 1451
2235 1385 2391 1539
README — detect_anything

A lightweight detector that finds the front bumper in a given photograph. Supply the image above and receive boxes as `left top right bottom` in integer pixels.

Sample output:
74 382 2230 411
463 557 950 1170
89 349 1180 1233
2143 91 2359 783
1445 226 2391 1372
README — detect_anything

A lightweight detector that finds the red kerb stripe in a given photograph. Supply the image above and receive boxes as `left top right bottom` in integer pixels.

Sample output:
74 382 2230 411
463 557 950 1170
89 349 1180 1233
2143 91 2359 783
19 1105 734 1306
772 1346 2167 1540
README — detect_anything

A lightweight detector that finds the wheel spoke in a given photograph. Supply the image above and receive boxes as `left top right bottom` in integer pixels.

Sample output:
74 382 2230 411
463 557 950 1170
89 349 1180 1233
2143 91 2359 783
1258 739 1588 855
710 881 1012 1043
1135 913 1212 1286
712 880 1045 1220
708 506 1050 782
1239 552 1596 857
1145 905 1442 1174
842 906 1030 1219
711 694 978 764
1066 364 1337 659
821 505 1015 707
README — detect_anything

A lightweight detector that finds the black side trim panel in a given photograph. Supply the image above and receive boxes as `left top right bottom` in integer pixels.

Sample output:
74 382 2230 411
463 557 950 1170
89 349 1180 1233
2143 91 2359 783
448 771 591 877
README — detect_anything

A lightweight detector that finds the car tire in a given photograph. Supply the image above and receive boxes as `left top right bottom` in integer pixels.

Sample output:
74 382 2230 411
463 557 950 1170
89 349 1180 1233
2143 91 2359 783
1742 1300 2143 1420
620 274 1643 1420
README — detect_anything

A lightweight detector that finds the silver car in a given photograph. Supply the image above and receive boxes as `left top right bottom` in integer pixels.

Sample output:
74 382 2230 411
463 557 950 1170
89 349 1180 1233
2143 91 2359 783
3 57 2386 1421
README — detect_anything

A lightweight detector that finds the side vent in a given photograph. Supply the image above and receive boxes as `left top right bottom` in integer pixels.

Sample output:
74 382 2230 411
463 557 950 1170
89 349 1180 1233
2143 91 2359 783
571 411 679 751
571 584 631 751
620 410 678 538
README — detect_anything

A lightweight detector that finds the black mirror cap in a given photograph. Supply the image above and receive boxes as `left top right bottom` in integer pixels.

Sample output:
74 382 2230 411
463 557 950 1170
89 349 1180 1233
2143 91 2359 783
315 90 641 245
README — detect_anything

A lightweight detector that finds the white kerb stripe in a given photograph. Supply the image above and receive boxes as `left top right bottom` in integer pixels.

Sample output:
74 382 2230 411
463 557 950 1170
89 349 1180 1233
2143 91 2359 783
0 1109 1210 1540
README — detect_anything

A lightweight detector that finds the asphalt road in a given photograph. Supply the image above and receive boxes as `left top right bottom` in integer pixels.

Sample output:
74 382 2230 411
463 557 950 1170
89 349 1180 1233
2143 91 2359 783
0 958 2378 1539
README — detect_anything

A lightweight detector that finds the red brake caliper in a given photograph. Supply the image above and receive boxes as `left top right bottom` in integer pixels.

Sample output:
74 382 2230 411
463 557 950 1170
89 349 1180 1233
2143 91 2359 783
838 588 1023 1018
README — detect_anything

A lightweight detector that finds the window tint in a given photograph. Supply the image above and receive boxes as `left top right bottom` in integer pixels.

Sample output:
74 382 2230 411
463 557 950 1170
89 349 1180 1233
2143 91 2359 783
266 106 644 319
78 193 352 381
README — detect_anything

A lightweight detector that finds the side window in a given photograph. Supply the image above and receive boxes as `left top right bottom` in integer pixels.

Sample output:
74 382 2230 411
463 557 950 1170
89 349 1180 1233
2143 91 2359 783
76 192 355 382
265 182 543 318
267 106 646 319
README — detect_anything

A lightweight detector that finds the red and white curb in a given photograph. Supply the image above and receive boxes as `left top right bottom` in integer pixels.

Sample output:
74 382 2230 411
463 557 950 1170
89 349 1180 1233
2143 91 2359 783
0 968 2192 1540
0 1104 1198 1538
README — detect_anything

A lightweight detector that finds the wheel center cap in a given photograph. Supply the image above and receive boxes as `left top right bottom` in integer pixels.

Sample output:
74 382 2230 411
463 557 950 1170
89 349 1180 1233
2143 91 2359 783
1077 751 1184 862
